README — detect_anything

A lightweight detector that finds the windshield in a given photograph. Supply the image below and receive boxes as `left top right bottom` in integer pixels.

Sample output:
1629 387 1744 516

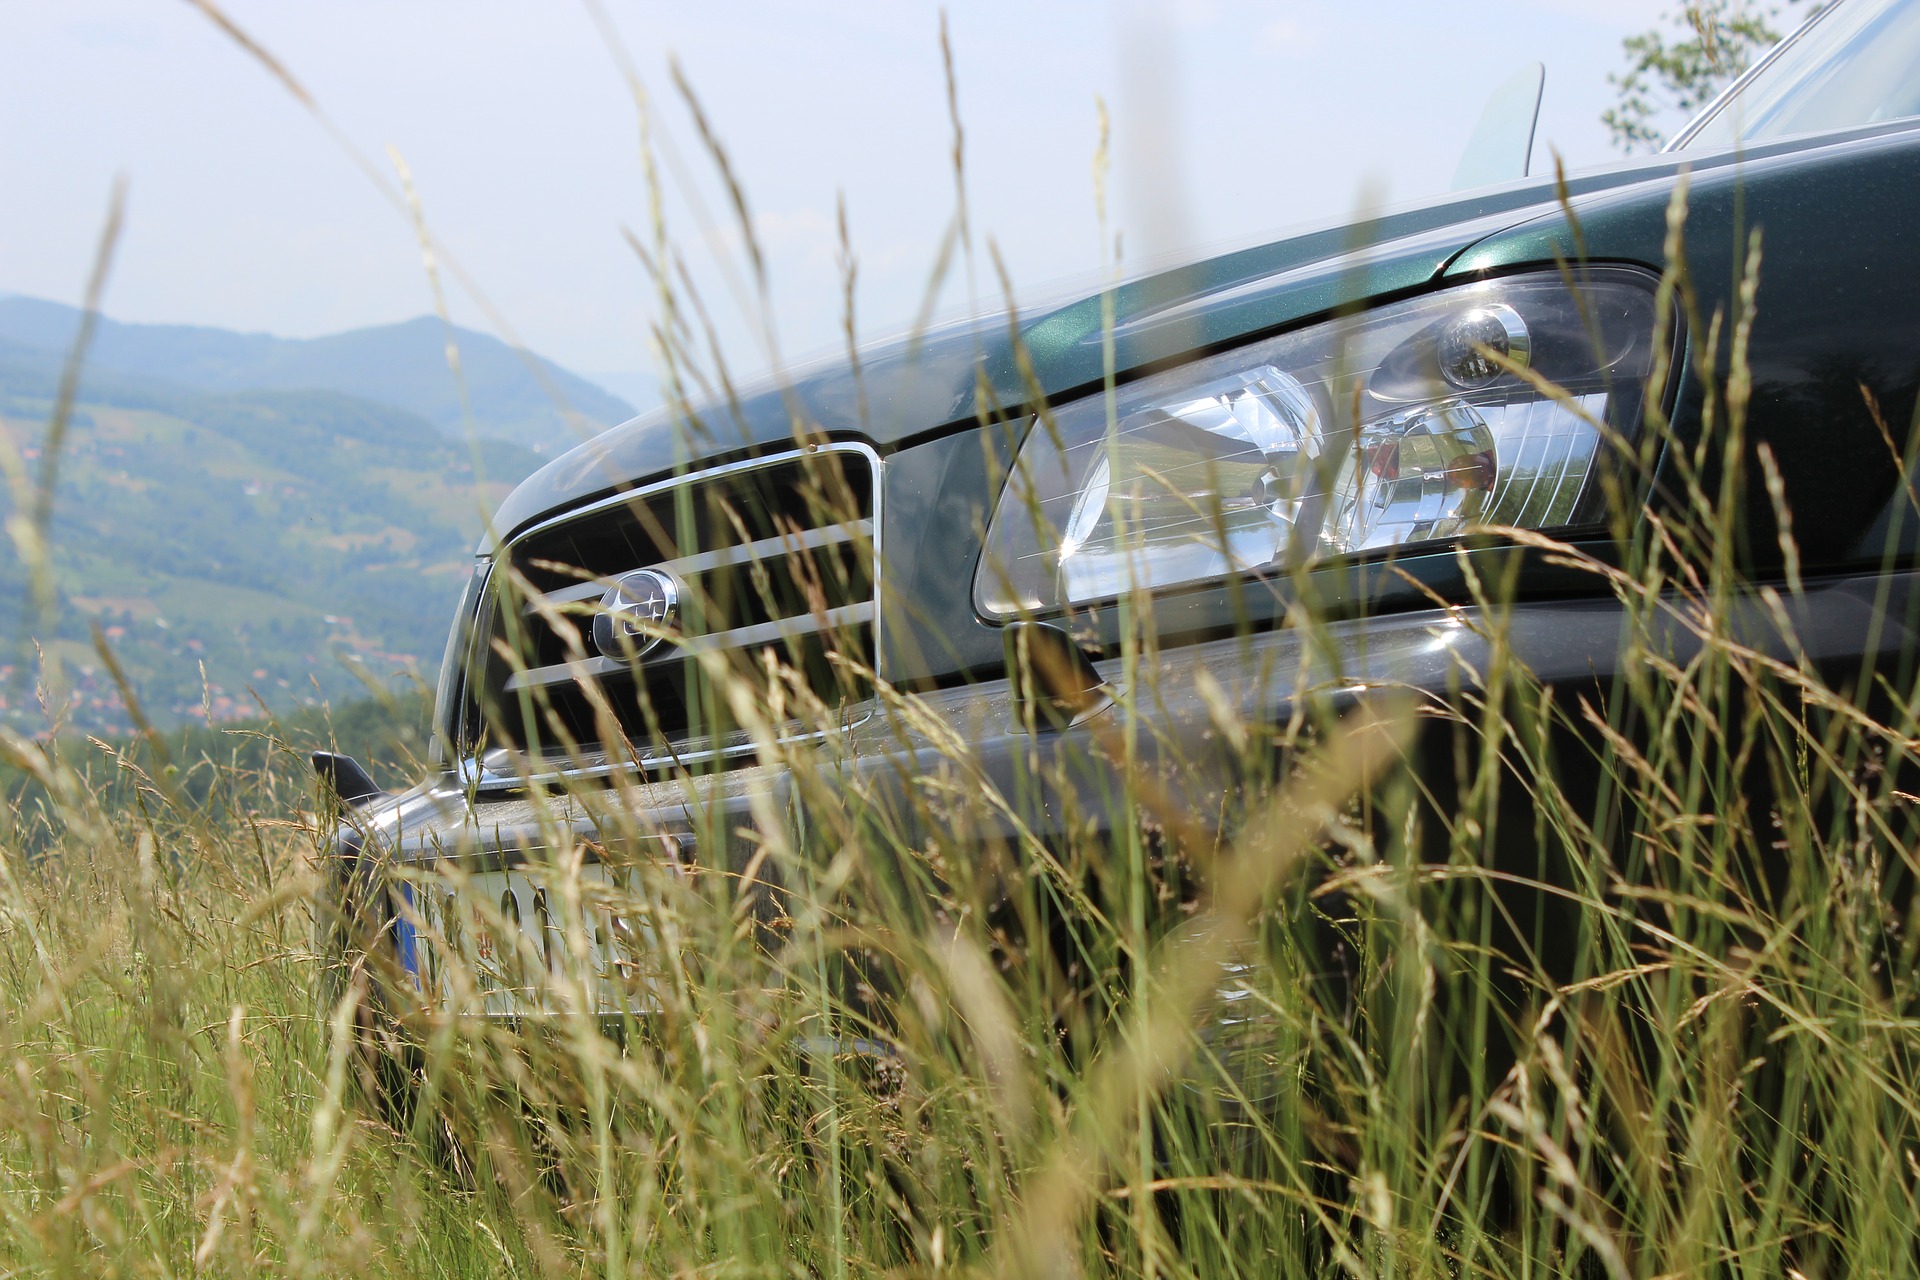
1677 0 1920 150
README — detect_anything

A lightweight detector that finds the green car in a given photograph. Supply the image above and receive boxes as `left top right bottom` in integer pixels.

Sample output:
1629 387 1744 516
318 0 1920 1075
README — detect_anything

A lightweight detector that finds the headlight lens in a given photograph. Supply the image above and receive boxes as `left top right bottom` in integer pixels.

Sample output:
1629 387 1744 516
974 270 1660 618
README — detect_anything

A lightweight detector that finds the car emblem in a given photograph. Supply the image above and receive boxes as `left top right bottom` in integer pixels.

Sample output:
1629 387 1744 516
592 568 679 660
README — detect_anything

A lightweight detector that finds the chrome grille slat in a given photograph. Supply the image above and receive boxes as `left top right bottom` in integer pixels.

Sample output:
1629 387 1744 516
524 518 876 615
502 601 878 692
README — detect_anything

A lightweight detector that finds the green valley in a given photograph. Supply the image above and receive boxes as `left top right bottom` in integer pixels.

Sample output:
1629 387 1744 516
0 324 608 736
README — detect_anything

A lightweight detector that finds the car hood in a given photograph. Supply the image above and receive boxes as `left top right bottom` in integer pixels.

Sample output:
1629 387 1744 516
489 138 1781 543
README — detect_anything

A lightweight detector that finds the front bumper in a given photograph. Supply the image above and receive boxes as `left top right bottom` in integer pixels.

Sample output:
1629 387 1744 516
336 568 1920 878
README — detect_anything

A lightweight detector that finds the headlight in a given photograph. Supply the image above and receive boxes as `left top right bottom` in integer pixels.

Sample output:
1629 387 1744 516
974 269 1661 619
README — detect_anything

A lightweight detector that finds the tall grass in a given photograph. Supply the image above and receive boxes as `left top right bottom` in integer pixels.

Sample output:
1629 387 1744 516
4 13 1920 1277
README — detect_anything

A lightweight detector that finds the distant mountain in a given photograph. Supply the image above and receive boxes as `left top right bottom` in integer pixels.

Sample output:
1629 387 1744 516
0 296 637 453
0 340 545 735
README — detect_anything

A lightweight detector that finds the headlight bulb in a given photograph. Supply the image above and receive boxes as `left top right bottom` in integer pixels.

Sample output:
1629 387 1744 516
1437 303 1531 389
1332 400 1496 552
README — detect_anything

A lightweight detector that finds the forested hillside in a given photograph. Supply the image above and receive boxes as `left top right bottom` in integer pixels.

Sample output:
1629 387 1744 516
0 340 544 736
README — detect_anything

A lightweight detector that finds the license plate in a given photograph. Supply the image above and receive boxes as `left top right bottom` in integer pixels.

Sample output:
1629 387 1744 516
397 861 664 1018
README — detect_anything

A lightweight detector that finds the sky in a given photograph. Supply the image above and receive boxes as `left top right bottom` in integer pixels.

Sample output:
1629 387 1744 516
0 1 1688 404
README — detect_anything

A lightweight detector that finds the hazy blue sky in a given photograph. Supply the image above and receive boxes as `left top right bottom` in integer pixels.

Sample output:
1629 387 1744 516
1 1 1686 399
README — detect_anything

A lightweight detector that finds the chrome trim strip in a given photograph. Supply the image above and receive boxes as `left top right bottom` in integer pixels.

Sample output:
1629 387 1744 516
432 559 493 767
464 702 875 791
1664 0 1837 152
503 441 882 551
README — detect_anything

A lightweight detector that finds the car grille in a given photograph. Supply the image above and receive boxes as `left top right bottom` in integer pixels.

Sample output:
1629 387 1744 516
462 443 879 784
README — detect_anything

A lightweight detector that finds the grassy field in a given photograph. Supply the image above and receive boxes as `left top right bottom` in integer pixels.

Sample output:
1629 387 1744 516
6 474 1920 1280
3 12 1920 1274
5 253 1920 1280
